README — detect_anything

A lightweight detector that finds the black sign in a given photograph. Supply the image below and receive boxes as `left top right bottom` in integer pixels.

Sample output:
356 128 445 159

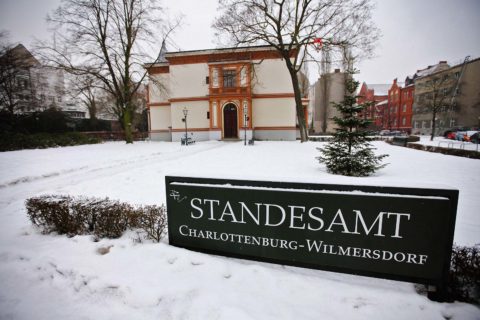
165 176 458 296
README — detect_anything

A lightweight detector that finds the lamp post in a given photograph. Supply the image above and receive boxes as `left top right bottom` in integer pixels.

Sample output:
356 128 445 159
243 103 248 146
183 107 188 145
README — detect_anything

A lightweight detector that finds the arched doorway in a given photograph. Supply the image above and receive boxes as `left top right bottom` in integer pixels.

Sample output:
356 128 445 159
223 103 238 138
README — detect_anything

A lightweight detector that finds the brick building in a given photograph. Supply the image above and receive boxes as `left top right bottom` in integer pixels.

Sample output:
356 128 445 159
385 78 415 133
357 82 389 129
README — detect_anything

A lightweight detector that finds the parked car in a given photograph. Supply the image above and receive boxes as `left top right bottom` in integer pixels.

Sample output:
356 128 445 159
443 127 473 138
379 130 391 136
455 131 466 141
446 131 457 140
468 131 479 144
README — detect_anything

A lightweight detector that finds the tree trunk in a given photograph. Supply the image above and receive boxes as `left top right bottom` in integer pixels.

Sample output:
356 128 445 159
285 61 308 142
430 109 436 141
88 99 97 129
123 109 133 144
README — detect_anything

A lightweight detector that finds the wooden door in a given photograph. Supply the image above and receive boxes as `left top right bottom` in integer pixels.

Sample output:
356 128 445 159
223 104 238 138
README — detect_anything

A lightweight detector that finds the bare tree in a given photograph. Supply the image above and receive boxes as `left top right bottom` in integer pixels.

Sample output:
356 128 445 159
67 74 101 126
213 0 379 142
37 0 179 143
416 74 455 141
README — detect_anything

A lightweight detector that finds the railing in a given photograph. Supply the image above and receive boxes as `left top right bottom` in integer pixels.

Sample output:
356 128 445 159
438 140 466 150
210 86 250 96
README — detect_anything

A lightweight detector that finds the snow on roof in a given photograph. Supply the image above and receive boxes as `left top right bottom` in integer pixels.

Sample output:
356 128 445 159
415 62 450 78
366 84 390 96
376 100 388 106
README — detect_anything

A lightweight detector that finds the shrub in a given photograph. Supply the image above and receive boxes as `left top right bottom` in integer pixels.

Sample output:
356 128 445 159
25 195 167 242
136 205 168 242
448 244 480 304
92 200 133 239
0 132 101 151
26 195 86 236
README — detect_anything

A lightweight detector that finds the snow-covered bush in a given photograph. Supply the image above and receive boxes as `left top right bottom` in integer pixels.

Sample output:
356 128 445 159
135 205 167 243
449 244 480 304
25 195 167 242
26 195 87 236
91 199 134 238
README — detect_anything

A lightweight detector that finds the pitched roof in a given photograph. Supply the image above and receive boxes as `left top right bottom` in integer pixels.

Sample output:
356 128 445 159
3 44 40 67
366 84 390 96
414 62 450 78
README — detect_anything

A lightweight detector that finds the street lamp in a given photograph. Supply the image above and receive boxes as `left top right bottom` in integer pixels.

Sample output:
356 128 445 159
243 103 248 146
182 107 188 145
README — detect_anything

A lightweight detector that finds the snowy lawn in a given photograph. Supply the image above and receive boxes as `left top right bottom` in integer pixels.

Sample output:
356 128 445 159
0 140 479 319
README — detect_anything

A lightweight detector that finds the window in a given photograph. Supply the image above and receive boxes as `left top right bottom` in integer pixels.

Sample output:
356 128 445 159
402 104 406 112
402 117 406 126
240 67 247 87
212 68 219 87
454 72 460 79
57 96 62 102
223 69 236 88
212 101 217 127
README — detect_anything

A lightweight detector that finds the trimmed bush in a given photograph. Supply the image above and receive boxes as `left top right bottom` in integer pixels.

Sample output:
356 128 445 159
25 195 167 242
137 205 168 243
449 244 480 304
26 195 86 236
0 132 101 151
92 199 134 239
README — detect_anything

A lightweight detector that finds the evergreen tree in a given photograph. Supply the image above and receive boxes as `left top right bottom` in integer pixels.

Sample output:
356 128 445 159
317 69 388 177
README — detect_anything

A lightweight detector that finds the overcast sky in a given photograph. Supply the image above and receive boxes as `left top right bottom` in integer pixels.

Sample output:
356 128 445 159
1 0 479 85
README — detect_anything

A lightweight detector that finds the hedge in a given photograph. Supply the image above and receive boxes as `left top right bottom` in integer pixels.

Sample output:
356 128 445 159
25 195 167 242
1 132 101 152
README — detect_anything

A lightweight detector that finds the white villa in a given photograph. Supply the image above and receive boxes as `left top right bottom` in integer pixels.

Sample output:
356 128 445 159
145 45 308 141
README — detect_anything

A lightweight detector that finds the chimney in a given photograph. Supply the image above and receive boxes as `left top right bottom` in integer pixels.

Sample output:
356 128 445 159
393 78 397 84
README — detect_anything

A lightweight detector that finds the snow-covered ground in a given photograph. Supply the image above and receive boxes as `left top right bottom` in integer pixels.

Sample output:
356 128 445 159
0 141 479 319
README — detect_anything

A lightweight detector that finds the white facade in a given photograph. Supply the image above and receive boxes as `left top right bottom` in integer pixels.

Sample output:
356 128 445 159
147 46 306 142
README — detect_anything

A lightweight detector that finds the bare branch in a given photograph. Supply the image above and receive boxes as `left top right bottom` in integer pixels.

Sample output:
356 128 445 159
36 0 179 143
213 0 379 142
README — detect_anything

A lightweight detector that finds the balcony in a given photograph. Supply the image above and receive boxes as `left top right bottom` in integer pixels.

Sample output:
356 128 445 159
209 86 250 96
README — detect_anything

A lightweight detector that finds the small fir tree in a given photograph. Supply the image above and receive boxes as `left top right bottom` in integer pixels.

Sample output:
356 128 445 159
317 69 388 177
